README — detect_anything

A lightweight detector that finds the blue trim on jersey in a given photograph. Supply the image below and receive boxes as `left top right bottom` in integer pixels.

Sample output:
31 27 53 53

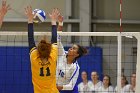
70 62 79 81
59 59 79 93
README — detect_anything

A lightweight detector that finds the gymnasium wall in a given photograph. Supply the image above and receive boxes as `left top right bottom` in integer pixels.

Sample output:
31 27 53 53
0 46 102 93
5 0 65 19
93 0 140 32
96 0 140 20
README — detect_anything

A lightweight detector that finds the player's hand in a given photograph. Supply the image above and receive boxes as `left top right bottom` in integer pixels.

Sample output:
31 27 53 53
57 86 63 90
0 0 11 17
25 6 35 23
48 8 60 22
57 14 63 31
58 15 63 23
0 0 11 28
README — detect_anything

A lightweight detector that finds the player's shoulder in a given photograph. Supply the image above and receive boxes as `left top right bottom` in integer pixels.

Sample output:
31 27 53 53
30 47 37 52
73 61 80 69
51 45 58 54
50 45 58 60
51 44 58 51
30 47 37 55
52 43 58 48
30 47 39 59
70 62 80 74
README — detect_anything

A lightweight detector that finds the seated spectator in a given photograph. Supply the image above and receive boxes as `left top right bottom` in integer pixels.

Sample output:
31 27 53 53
97 75 114 93
125 73 136 93
114 75 129 93
88 71 102 93
78 71 91 93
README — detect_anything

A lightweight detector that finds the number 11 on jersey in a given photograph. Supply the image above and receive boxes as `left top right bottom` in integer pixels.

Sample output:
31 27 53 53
40 67 51 76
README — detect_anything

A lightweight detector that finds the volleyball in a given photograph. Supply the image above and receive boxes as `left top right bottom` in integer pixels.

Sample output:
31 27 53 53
33 9 46 23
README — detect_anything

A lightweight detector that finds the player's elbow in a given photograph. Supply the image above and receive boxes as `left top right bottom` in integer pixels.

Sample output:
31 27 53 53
63 85 74 90
66 86 73 90
68 86 74 90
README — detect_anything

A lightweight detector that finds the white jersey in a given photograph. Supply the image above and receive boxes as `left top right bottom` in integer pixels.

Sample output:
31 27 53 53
56 35 80 90
97 85 114 93
88 81 103 93
124 84 135 93
78 81 92 93
114 85 131 93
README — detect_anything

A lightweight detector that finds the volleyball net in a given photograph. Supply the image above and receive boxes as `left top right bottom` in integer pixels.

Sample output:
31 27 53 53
0 32 139 93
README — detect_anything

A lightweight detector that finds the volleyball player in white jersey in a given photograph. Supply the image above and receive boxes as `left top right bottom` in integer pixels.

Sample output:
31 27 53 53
88 71 102 93
0 0 11 28
55 14 88 93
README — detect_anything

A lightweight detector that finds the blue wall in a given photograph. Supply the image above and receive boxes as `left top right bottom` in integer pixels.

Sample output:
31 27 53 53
0 47 102 93
77 47 103 83
0 47 33 93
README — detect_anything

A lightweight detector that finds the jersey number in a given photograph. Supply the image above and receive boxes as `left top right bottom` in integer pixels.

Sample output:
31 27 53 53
40 67 51 76
59 70 64 77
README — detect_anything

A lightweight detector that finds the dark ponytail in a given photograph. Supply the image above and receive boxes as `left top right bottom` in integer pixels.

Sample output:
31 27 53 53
122 75 129 85
75 44 88 60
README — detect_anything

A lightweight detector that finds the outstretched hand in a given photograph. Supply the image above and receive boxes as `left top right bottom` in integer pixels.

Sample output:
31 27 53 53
58 15 63 23
0 0 11 28
0 0 11 17
25 6 35 23
48 8 60 22
57 11 63 31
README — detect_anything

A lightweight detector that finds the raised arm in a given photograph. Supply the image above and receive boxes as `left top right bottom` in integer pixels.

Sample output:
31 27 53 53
57 15 65 56
0 0 11 28
49 8 60 44
51 25 57 44
25 6 36 52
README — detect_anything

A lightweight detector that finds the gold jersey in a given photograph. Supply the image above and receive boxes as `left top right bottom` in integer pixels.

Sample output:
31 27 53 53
30 45 59 93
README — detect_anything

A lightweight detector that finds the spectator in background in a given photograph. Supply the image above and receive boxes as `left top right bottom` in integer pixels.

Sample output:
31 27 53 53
97 75 114 93
88 71 102 93
114 75 129 93
78 71 92 93
125 73 136 93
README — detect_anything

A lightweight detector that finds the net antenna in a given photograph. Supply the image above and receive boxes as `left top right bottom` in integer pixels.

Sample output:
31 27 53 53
119 2 133 93
120 0 133 39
